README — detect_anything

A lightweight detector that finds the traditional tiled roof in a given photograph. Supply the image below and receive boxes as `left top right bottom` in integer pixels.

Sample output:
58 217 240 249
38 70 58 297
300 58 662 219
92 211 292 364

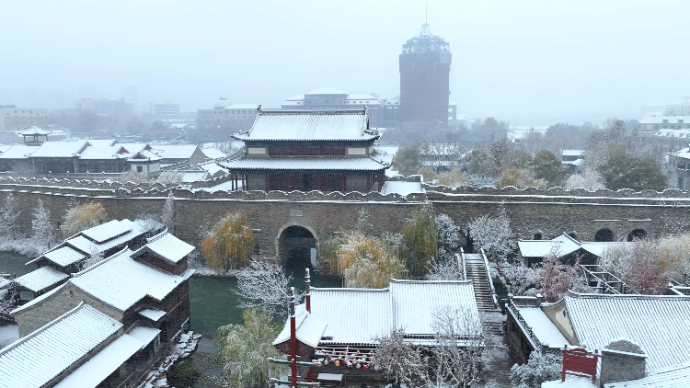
152 144 200 159
518 234 632 259
0 144 37 159
18 125 51 136
565 292 690 371
381 181 425 196
40 245 87 267
0 303 121 388
70 248 195 312
200 147 226 160
138 308 166 322
54 326 160 388
233 109 378 142
602 361 690 388
273 304 328 349
62 219 151 256
28 141 89 158
309 279 480 346
13 266 69 293
221 156 389 171
133 230 195 264
81 220 132 243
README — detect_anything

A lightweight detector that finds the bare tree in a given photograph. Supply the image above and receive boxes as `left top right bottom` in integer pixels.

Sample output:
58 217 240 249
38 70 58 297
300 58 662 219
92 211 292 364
372 330 426 388
424 307 485 388
235 259 293 318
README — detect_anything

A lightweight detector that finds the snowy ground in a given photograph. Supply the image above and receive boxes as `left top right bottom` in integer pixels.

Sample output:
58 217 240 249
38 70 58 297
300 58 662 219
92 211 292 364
0 324 19 349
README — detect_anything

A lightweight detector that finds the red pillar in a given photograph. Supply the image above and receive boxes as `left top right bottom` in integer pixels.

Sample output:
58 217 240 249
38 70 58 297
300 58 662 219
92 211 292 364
289 287 297 388
304 268 312 383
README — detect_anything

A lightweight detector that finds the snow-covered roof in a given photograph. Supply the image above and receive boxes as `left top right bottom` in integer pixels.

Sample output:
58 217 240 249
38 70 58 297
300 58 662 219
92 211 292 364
564 292 690 371
233 109 378 142
70 248 195 312
81 219 132 243
85 139 117 147
223 103 260 110
62 219 150 255
346 93 378 101
18 125 51 136
562 150 585 157
0 144 37 159
116 142 151 153
153 144 200 160
380 181 425 196
656 129 690 138
200 162 228 176
133 230 195 264
518 234 632 259
181 171 208 182
128 150 161 161
306 87 346 95
78 145 129 160
310 279 480 346
273 304 328 349
200 147 225 159
220 156 389 171
12 266 69 293
29 140 89 158
0 303 121 388
516 307 569 348
542 376 597 388
602 361 690 388
54 326 160 388
138 308 166 322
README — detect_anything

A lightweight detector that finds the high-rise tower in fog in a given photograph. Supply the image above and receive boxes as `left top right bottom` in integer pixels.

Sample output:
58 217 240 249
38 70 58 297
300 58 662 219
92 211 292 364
399 23 451 124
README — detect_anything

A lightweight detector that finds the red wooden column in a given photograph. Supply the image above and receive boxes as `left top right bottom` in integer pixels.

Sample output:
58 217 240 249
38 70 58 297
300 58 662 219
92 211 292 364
289 287 297 388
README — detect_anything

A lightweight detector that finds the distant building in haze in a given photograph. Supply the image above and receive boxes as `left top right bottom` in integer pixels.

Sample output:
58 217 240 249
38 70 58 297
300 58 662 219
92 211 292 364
0 105 48 131
75 97 134 116
399 23 452 125
197 97 258 128
150 102 181 119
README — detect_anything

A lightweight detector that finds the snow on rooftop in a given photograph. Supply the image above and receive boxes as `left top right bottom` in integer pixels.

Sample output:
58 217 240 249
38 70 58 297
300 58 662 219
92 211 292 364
518 234 631 259
70 248 194 312
54 328 158 388
18 125 51 136
81 219 132 243
0 144 37 159
41 245 87 267
273 304 328 349
138 308 166 322
0 303 121 388
65 219 149 254
221 156 389 171
152 144 199 159
135 231 195 264
13 266 69 293
517 307 569 348
562 150 585 157
310 279 480 346
28 140 88 158
542 376 597 388
234 109 378 142
601 361 690 388
380 181 425 196
200 147 225 159
565 293 690 371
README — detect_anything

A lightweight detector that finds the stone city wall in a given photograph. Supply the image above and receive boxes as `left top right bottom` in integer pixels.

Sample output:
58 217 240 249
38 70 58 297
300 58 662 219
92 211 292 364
2 177 690 259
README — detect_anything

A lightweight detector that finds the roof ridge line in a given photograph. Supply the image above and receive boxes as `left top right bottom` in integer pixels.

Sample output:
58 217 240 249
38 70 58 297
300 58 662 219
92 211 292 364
0 301 87 356
146 228 168 244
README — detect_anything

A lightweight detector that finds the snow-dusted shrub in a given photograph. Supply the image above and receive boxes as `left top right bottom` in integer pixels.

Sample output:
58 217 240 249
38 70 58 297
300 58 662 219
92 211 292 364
426 252 462 281
501 262 541 296
468 208 516 262
564 168 605 191
510 351 562 388
435 213 462 252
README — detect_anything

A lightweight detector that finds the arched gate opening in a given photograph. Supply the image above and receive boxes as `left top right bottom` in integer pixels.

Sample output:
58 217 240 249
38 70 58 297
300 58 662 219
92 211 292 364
276 224 318 272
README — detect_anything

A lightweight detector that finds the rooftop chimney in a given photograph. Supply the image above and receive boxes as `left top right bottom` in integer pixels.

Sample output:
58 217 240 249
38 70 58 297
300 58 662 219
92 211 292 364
600 339 646 385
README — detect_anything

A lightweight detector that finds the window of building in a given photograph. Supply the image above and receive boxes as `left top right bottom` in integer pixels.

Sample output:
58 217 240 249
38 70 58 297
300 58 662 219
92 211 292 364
136 166 143 173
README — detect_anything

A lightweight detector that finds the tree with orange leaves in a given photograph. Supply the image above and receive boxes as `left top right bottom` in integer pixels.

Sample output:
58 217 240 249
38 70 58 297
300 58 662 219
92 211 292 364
201 212 254 272
61 202 108 238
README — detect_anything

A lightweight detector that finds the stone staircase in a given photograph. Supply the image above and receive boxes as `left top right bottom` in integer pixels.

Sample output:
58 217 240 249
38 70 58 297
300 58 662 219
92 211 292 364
463 253 496 311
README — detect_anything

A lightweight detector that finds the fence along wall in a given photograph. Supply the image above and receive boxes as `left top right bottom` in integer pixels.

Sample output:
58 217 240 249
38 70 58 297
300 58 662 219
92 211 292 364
2 177 690 259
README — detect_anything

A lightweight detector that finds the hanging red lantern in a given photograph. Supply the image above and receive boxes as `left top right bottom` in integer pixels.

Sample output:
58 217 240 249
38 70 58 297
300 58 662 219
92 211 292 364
334 360 340 367
363 364 370 370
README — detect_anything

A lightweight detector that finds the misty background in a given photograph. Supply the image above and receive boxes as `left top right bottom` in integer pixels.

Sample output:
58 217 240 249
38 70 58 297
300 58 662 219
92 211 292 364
1 0 689 125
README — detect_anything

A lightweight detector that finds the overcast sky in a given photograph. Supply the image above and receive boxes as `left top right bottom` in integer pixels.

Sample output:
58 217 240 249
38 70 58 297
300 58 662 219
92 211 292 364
1 0 689 125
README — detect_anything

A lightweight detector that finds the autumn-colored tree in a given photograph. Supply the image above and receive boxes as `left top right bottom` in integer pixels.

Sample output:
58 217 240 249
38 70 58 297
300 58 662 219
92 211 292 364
201 212 254 272
601 241 668 295
437 168 468 188
403 205 438 278
418 167 436 183
61 202 107 238
325 231 406 288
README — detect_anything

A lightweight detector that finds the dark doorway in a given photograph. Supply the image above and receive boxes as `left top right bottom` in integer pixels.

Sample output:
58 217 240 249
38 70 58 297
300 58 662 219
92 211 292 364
533 233 543 240
594 228 614 242
627 229 648 241
278 226 317 272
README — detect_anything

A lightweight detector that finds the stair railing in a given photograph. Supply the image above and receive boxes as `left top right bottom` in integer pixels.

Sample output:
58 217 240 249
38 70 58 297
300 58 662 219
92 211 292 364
480 248 498 309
